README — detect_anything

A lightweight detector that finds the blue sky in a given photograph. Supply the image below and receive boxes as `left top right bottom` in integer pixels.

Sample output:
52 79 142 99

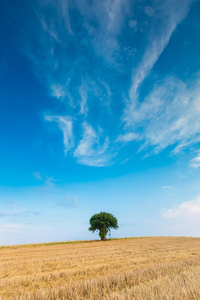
1 0 200 245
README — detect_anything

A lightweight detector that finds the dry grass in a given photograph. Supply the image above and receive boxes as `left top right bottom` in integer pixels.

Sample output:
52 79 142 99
0 237 200 299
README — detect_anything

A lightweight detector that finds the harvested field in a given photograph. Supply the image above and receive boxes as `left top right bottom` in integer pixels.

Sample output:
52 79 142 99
0 237 200 299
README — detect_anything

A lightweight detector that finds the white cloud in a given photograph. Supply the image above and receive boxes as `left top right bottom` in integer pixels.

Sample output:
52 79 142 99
162 186 174 190
51 84 66 99
122 76 200 154
190 153 200 168
17 0 76 102
79 83 88 115
122 0 196 156
75 0 131 62
45 115 115 167
163 197 200 219
13 0 198 166
117 132 140 143
128 0 194 102
45 115 74 154
74 123 96 157
58 0 74 35
74 122 112 166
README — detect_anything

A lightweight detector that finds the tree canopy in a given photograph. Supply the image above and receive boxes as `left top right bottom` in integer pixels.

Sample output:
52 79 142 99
88 211 118 240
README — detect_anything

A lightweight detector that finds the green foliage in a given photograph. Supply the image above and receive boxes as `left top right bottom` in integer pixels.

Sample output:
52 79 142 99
89 212 119 240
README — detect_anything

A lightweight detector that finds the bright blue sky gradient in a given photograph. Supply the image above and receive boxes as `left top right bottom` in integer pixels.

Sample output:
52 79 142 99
1 0 200 245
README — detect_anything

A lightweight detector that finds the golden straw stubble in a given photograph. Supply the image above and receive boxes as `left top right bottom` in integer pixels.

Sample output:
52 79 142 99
0 237 200 299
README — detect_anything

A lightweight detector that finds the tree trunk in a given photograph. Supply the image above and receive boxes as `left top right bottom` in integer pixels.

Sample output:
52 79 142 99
100 228 107 241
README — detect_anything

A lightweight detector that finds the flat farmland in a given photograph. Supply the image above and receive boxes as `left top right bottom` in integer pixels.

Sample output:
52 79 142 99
1 237 200 299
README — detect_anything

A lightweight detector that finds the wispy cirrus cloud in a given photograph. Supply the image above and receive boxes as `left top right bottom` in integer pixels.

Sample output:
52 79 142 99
45 116 112 166
8 0 198 166
121 75 200 154
51 84 66 99
128 0 194 103
190 153 200 169
74 122 112 167
116 132 141 144
45 115 74 154
121 0 197 156
75 0 131 63
162 186 174 190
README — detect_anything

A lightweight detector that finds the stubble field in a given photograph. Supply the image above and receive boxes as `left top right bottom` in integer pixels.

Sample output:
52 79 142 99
0 237 200 299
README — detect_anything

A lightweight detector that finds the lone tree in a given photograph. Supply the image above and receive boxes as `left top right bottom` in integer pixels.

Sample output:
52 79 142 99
89 211 118 241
